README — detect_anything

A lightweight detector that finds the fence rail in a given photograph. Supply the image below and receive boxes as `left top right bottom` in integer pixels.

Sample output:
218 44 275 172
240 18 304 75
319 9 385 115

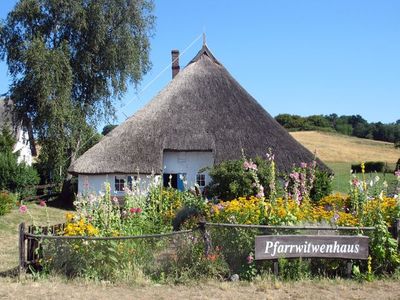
202 222 376 231
21 183 60 202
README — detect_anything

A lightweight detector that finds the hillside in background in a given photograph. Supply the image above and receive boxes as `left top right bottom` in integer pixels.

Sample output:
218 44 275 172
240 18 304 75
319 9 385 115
276 114 400 146
291 131 400 193
291 131 400 163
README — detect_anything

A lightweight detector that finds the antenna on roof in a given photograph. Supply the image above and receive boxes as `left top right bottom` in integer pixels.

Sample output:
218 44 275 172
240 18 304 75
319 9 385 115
202 30 206 46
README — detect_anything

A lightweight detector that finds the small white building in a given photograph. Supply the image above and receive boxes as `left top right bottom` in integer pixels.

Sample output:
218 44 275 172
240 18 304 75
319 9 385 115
0 98 36 166
69 44 328 196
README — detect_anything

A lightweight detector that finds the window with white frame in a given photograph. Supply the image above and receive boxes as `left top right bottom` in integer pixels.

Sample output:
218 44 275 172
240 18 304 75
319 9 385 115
196 173 206 187
115 176 125 192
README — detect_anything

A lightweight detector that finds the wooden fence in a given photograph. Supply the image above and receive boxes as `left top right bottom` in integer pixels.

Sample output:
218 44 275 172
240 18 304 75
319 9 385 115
21 183 60 202
18 219 400 277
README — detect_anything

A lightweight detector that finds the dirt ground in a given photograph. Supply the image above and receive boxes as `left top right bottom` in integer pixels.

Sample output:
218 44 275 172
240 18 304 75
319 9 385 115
1 277 400 300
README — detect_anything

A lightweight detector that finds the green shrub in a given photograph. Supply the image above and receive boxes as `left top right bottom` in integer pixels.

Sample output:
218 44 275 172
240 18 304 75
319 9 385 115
206 157 274 200
0 127 39 199
0 191 17 216
351 161 385 173
0 151 40 198
310 170 333 201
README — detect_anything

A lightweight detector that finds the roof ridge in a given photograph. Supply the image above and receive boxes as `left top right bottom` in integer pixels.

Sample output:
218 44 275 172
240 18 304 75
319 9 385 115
188 44 221 66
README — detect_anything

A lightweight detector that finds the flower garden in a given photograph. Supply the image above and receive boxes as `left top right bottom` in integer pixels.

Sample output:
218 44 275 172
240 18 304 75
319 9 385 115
19 156 400 283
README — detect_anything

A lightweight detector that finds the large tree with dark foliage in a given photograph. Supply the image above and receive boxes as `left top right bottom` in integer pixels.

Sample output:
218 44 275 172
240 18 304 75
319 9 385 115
0 0 155 183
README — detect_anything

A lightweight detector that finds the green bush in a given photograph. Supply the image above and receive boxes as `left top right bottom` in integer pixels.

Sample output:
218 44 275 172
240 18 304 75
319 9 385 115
0 191 17 216
206 157 274 200
310 170 333 201
0 151 40 198
0 128 39 198
351 161 385 173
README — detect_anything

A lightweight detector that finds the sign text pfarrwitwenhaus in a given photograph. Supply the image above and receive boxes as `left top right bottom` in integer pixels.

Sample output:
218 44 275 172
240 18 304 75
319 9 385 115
255 235 369 260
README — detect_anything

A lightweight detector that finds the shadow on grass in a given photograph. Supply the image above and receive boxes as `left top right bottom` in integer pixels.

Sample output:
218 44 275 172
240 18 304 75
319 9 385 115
0 266 19 278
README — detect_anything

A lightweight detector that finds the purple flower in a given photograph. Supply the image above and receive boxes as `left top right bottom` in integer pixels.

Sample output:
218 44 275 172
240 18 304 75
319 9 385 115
395 170 400 178
331 213 340 223
300 162 307 168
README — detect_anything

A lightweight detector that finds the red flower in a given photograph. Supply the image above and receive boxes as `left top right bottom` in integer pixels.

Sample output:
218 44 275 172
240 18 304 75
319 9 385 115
130 208 137 214
136 208 142 214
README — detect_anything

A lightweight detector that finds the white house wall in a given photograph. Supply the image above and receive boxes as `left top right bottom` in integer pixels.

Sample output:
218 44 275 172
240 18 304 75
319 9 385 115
78 174 153 196
14 128 33 166
163 151 214 188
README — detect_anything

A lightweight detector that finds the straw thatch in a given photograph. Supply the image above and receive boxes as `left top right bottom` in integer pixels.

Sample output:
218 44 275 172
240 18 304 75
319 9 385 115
69 45 330 175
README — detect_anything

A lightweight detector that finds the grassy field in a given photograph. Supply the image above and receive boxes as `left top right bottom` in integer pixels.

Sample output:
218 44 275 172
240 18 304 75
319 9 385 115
290 131 400 163
326 162 397 194
0 203 66 273
291 131 399 193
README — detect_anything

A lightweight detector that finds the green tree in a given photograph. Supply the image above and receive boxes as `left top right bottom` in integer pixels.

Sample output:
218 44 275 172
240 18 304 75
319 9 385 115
0 128 39 197
0 0 154 183
102 124 118 136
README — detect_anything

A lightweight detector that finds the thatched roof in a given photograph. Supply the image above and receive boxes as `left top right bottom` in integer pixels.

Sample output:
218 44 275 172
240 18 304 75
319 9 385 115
69 45 330 175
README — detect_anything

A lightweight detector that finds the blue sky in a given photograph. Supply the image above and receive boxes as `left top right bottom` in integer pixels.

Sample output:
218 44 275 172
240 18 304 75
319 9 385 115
1 0 399 128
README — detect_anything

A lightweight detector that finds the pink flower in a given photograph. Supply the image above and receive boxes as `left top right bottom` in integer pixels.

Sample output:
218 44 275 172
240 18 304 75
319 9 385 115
243 160 258 171
19 205 27 214
246 254 254 264
130 208 137 214
136 208 142 214
290 172 299 181
256 191 264 198
352 178 360 187
112 197 119 204
395 170 400 178
39 200 46 207
300 162 307 168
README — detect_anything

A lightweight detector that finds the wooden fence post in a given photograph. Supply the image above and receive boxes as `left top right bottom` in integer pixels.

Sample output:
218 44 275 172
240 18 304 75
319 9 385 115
393 219 400 249
19 222 26 277
199 221 212 257
273 260 279 276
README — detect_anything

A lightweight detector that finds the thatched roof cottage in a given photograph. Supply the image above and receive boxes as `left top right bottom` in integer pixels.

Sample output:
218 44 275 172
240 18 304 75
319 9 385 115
69 44 329 195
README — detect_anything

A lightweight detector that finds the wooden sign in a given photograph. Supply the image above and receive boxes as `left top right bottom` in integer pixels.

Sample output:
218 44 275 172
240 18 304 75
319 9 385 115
255 235 369 260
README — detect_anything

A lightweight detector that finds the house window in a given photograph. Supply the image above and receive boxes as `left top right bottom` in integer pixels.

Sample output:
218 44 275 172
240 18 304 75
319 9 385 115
115 176 125 192
196 173 206 187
